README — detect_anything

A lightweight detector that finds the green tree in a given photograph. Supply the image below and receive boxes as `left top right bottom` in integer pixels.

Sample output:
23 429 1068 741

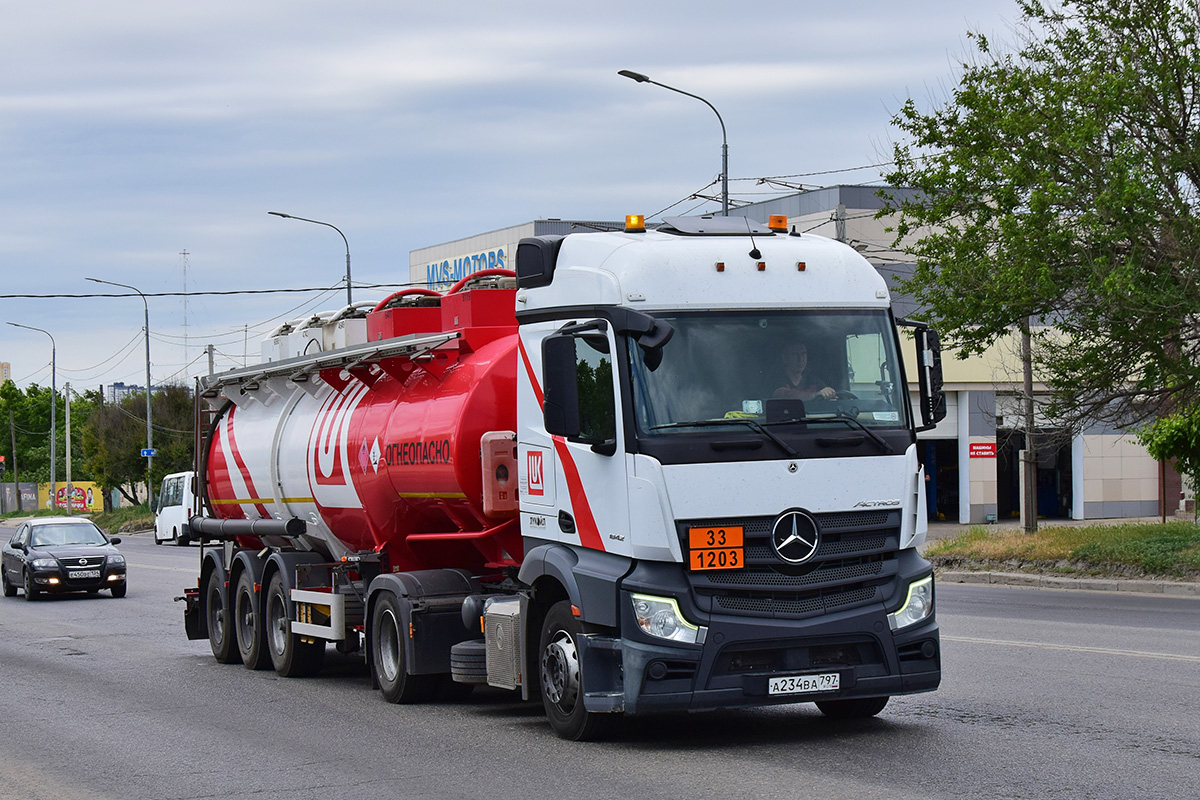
1137 410 1200 519
83 384 194 506
884 0 1200 430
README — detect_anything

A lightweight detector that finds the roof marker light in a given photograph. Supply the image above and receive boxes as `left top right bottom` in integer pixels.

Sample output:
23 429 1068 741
715 262 725 272
768 214 788 232
797 261 807 271
757 262 766 271
625 214 646 233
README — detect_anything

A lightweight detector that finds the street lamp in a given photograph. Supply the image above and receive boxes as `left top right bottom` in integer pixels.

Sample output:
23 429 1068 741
618 69 729 216
268 212 353 306
86 277 154 508
7 322 55 509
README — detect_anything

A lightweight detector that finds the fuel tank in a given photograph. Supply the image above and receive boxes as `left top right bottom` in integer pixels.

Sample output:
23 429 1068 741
201 277 522 573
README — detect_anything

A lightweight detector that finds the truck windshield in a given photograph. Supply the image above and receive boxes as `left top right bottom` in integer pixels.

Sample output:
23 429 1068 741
628 310 911 436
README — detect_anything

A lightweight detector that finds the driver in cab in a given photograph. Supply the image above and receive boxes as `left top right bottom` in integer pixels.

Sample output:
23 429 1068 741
773 340 837 401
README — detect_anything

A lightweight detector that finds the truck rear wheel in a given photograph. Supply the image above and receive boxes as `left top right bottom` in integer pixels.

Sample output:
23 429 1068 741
815 696 889 719
538 601 608 741
234 571 271 670
206 570 239 664
265 573 325 677
371 592 436 703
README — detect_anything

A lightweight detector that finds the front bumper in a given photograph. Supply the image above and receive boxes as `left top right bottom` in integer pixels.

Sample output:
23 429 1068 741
31 567 126 593
576 556 940 715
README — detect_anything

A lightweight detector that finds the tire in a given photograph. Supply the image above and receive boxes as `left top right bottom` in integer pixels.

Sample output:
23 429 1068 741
23 570 39 601
2 570 16 597
265 573 324 678
234 571 271 670
815 696 890 719
370 592 436 703
110 583 127 598
154 534 163 546
206 569 240 664
173 528 189 547
538 600 608 741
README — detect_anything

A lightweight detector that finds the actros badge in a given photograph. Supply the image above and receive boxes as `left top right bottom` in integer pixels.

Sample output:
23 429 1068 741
770 510 820 564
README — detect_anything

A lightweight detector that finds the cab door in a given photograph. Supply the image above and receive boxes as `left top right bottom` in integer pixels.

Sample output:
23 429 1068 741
533 320 631 557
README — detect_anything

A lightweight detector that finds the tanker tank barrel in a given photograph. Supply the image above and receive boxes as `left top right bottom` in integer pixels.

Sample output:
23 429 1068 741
189 516 306 539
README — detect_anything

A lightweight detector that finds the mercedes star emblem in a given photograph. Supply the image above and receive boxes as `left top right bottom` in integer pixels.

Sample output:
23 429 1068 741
770 510 820 564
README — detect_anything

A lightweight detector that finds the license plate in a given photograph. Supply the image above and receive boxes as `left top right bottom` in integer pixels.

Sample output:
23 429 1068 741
69 569 101 579
688 525 744 571
768 672 840 695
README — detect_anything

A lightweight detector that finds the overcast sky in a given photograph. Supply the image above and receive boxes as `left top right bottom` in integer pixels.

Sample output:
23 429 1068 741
0 0 1019 393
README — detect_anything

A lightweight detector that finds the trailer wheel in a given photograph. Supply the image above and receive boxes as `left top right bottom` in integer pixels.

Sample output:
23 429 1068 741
206 570 239 663
234 571 271 670
265 573 325 677
538 601 607 741
371 592 435 703
815 696 889 719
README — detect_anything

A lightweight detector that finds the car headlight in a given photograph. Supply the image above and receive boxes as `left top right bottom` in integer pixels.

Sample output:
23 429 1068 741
31 557 58 569
631 593 707 644
888 576 934 631
107 554 126 566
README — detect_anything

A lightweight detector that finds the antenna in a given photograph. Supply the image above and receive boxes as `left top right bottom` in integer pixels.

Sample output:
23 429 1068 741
745 217 762 260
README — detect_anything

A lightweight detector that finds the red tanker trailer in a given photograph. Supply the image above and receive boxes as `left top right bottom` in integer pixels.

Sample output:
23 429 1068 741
183 215 947 740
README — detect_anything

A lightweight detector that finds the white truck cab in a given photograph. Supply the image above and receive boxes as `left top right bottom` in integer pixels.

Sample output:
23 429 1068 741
155 471 198 546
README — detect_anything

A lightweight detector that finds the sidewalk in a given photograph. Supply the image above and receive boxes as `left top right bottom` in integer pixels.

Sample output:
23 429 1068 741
923 515 1200 597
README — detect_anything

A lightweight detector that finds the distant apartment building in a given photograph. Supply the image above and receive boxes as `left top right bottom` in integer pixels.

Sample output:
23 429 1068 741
107 382 161 404
0 362 10 383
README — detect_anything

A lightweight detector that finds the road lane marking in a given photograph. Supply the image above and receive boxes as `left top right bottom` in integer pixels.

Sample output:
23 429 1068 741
943 635 1200 664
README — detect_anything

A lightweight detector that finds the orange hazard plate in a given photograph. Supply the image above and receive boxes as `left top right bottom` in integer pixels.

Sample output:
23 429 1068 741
688 525 744 571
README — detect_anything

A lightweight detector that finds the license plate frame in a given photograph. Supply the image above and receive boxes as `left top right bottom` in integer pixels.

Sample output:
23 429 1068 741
767 672 841 696
68 569 101 579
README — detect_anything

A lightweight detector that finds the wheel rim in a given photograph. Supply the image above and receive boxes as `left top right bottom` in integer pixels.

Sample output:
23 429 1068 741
377 608 401 682
541 630 580 710
208 583 225 642
267 589 288 655
236 586 254 645
24 571 33 596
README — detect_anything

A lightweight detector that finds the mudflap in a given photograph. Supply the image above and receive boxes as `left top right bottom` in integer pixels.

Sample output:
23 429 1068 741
182 587 206 640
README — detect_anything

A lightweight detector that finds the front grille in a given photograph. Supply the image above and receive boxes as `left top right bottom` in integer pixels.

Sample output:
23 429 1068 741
59 556 106 569
679 510 900 620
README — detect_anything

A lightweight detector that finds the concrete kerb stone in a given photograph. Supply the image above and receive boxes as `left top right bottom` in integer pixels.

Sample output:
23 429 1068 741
937 569 1200 597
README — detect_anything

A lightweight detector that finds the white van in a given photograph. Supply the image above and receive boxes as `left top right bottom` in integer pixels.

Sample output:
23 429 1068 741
154 471 198 546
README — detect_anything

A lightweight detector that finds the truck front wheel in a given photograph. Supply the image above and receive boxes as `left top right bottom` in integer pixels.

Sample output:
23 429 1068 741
538 601 608 741
370 592 435 703
206 570 239 663
265 573 324 677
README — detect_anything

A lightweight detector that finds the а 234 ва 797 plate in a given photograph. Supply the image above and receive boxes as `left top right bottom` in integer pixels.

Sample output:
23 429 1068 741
767 672 840 696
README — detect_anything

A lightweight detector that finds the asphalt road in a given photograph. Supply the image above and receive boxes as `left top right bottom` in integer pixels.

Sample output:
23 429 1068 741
1 528 1197 800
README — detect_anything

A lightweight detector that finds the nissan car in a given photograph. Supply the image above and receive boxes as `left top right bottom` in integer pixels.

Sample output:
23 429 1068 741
2 517 127 599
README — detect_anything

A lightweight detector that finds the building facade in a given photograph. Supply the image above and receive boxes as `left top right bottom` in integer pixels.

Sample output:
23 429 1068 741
408 187 1181 525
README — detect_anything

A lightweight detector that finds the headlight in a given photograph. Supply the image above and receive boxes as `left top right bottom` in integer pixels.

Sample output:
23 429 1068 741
631 594 707 644
888 576 934 631
107 554 126 566
31 557 58 569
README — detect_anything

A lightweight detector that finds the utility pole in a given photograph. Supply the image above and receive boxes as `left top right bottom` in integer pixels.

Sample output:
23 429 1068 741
9 409 18 512
64 382 72 512
1021 319 1038 534
206 343 215 376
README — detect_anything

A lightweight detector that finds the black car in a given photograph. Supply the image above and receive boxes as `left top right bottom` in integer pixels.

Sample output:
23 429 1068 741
2 517 127 599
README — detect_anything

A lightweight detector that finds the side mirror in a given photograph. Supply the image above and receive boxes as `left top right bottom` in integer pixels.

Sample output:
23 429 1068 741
542 334 581 439
109 537 122 546
915 326 947 431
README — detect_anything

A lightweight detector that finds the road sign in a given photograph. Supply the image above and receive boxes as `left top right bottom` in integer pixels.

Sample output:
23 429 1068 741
141 448 157 458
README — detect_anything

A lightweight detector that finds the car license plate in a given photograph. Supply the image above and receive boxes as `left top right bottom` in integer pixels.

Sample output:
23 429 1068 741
69 569 101 579
768 672 840 695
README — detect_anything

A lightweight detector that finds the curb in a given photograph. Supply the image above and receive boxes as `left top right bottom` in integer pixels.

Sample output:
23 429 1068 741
938 570 1200 597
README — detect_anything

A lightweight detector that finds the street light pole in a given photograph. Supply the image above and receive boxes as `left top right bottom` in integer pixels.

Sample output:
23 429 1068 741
268 212 352 306
618 69 729 216
86 277 154 508
7 322 55 509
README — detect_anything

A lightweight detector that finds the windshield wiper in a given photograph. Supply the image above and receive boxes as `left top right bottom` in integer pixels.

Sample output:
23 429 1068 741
650 419 798 457
825 412 894 453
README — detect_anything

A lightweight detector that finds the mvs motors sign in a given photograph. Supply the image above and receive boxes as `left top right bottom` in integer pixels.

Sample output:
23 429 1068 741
425 248 507 290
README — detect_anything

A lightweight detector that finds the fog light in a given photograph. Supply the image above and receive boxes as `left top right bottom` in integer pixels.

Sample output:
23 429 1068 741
888 576 933 631
47 577 60 585
631 594 706 644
